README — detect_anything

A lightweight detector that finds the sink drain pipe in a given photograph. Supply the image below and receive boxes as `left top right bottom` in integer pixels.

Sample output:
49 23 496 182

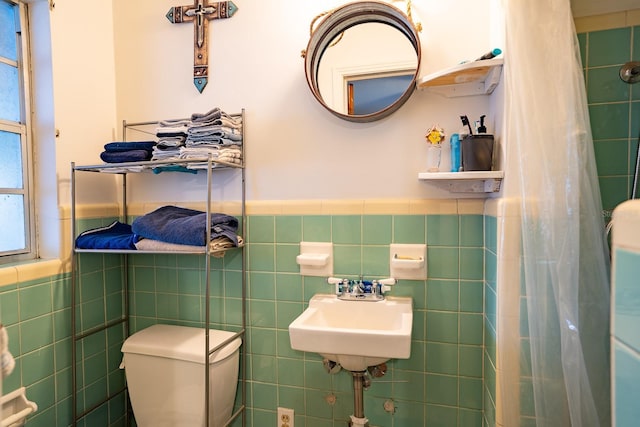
349 371 370 426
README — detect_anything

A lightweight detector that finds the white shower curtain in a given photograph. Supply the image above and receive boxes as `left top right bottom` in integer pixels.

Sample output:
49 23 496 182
502 0 611 425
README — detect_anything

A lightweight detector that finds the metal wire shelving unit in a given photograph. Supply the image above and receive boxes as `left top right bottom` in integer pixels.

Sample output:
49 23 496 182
70 110 247 427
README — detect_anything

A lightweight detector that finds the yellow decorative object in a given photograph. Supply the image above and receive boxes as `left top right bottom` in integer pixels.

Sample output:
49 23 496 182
425 125 445 145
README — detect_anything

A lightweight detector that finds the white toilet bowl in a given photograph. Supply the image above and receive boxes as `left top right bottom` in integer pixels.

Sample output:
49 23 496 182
121 324 241 427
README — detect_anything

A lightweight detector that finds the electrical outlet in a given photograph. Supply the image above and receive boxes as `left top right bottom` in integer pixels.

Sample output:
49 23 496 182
277 407 294 427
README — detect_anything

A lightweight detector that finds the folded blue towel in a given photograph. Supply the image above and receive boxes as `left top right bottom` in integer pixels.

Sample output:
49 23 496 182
104 141 156 152
132 205 238 246
156 130 188 137
100 150 152 163
75 221 140 250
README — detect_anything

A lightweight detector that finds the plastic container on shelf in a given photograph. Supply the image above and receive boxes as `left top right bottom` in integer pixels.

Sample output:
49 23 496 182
462 134 494 171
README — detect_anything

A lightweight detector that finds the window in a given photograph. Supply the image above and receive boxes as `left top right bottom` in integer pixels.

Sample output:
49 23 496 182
0 0 35 262
346 73 414 115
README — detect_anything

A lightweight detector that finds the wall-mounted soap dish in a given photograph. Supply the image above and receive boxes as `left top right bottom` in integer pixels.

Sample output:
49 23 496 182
390 244 427 280
391 255 425 269
0 387 38 427
297 242 333 277
296 253 329 266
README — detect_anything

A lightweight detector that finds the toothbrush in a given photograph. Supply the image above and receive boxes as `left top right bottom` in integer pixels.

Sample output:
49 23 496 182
460 115 473 135
477 48 502 61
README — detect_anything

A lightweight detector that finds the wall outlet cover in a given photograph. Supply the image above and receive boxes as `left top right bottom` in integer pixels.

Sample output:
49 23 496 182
277 407 294 427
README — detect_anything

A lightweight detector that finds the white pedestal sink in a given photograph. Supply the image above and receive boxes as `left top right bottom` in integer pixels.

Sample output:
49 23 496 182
288 294 413 372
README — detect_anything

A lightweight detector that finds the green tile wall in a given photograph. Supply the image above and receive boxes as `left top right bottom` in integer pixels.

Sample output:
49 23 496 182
483 215 497 427
580 26 640 214
1 212 487 427
0 267 127 427
0 215 128 427
128 212 487 426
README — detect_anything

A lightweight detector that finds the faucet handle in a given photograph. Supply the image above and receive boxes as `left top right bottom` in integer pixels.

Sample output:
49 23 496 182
373 278 396 296
327 277 347 295
328 277 396 299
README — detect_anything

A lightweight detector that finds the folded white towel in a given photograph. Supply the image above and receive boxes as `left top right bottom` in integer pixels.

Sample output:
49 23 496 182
98 166 146 173
151 151 180 161
215 158 242 166
178 146 221 159
219 148 241 156
159 119 192 127
156 125 189 135
218 154 242 163
135 235 243 257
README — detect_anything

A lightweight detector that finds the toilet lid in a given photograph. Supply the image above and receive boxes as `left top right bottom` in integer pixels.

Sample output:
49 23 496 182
121 324 242 364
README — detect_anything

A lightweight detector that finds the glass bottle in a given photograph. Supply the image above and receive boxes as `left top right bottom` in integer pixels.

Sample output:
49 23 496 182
427 143 442 172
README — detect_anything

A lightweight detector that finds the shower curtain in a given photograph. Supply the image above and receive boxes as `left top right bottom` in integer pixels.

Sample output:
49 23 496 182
501 0 611 425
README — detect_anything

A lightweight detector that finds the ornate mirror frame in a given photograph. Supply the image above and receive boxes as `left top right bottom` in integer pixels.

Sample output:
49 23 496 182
303 1 422 123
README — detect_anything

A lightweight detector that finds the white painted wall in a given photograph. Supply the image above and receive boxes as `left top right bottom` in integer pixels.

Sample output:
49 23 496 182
111 0 499 202
26 0 120 257
49 0 500 205
46 0 119 206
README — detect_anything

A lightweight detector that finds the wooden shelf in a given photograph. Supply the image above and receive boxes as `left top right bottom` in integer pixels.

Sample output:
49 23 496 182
418 171 504 193
417 57 504 97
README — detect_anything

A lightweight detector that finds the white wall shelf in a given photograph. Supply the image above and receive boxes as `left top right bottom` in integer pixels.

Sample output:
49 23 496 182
418 171 504 193
417 57 504 97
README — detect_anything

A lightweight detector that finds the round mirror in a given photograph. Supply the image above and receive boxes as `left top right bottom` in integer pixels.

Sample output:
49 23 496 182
304 1 421 123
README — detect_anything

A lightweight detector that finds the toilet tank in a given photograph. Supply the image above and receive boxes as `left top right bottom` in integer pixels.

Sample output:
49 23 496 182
121 324 242 427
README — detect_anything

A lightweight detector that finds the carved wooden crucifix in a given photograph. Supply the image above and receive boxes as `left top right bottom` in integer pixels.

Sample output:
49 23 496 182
166 0 238 93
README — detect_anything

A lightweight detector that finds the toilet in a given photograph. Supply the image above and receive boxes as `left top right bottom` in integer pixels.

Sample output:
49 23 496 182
121 324 242 427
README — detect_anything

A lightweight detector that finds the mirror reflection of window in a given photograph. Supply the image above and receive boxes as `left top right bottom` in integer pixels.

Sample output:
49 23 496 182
347 73 414 115
317 22 418 115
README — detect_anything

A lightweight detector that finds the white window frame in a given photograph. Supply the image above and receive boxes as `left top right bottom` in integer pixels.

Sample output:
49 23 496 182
0 0 36 263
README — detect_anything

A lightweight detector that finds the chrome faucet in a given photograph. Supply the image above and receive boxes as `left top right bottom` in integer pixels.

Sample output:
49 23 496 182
327 277 396 301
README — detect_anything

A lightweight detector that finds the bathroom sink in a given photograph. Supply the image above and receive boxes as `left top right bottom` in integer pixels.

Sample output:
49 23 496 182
288 293 413 371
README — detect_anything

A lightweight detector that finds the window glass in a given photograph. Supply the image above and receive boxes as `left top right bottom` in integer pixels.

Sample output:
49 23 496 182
0 130 23 189
347 74 414 116
0 194 26 252
0 0 17 61
0 62 20 122
0 0 33 262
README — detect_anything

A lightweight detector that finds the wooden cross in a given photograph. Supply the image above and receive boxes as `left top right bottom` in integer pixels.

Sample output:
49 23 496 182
166 0 238 93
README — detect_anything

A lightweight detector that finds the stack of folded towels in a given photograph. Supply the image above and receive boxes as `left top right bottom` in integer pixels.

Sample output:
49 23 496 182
100 141 157 163
101 108 242 167
185 107 242 146
74 205 242 257
152 119 190 161
150 108 243 167
179 107 243 167
132 205 241 253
